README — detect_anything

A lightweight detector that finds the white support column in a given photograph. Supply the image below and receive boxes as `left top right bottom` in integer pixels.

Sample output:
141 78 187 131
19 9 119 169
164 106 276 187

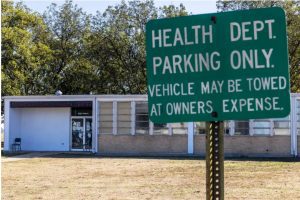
4 100 10 151
112 101 117 135
188 122 194 154
131 101 136 136
290 96 297 156
249 120 254 136
93 99 98 153
229 120 235 136
149 121 154 135
294 98 298 157
168 123 172 135
269 119 274 136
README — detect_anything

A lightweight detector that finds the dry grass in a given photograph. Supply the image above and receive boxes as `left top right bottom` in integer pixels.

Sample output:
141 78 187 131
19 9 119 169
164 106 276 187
2 154 300 200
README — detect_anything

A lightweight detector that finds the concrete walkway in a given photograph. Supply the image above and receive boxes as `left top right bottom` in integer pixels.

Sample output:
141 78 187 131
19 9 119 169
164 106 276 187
1 152 60 162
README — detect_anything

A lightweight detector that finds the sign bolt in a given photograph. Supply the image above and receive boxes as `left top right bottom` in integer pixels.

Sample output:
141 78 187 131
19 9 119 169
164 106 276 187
211 111 218 118
211 16 217 24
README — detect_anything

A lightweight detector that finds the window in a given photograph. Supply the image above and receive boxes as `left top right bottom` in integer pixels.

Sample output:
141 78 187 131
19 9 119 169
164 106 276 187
172 123 188 134
153 123 168 135
117 102 131 134
235 121 249 135
252 119 271 135
194 121 229 135
134 102 173 135
135 102 149 134
297 99 300 135
273 116 290 135
223 121 230 135
194 122 206 134
99 102 113 134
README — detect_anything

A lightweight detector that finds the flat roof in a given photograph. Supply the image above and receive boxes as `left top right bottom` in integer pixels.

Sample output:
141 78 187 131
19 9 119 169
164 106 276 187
3 94 148 101
3 93 300 100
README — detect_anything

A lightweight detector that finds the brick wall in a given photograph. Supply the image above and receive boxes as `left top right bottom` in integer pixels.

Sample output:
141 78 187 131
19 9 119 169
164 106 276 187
98 135 187 154
194 135 291 157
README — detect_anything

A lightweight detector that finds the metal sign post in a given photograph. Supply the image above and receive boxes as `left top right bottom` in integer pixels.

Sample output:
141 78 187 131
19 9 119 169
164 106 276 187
206 121 224 200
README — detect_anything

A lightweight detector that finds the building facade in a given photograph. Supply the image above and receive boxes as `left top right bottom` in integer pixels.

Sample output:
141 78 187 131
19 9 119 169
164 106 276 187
3 94 300 157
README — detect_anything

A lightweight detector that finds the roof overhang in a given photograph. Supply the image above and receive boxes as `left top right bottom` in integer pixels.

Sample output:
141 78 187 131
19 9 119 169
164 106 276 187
10 101 92 108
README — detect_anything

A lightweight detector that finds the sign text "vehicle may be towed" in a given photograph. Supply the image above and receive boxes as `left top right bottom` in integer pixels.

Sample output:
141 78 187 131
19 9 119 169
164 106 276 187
146 7 290 123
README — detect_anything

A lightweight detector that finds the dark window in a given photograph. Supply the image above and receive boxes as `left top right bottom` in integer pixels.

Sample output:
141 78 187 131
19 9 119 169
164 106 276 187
135 102 149 134
71 108 92 116
235 121 249 135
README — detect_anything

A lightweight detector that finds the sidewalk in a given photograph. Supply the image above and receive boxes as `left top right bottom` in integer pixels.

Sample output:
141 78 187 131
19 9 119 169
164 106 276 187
1 152 60 162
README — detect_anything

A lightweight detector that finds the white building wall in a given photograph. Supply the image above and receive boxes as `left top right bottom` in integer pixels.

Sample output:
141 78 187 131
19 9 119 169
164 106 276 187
4 100 11 151
9 108 21 148
18 108 70 151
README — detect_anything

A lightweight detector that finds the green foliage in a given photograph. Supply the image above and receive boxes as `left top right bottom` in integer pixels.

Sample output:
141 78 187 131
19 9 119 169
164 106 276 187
1 0 188 96
89 0 155 94
3 0 299 96
216 0 300 92
159 3 189 18
1 1 53 96
43 0 92 94
88 0 187 94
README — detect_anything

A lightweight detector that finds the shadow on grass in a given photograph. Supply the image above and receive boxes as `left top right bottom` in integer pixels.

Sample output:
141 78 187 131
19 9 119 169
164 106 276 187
2 150 299 162
45 152 300 162
1 150 29 157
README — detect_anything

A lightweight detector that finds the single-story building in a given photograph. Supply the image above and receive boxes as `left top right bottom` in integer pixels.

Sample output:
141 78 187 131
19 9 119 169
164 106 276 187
3 93 300 157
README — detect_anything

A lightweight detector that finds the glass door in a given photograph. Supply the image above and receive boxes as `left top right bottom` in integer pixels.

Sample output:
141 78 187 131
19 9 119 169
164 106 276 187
72 118 84 150
85 118 92 150
71 117 93 151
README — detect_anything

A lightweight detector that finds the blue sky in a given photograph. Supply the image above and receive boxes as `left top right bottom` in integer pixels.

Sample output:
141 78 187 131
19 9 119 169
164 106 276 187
21 0 217 15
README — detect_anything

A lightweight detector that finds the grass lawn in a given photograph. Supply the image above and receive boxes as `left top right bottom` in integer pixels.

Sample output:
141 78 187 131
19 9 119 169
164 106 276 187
2 154 300 200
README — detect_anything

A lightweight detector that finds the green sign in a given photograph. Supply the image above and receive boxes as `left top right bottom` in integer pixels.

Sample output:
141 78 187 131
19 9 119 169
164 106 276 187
146 7 290 123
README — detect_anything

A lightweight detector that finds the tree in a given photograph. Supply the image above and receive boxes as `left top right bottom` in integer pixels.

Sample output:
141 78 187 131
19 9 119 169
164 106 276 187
216 0 300 92
2 0 189 96
159 3 189 18
43 0 93 94
1 1 53 96
89 0 188 94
